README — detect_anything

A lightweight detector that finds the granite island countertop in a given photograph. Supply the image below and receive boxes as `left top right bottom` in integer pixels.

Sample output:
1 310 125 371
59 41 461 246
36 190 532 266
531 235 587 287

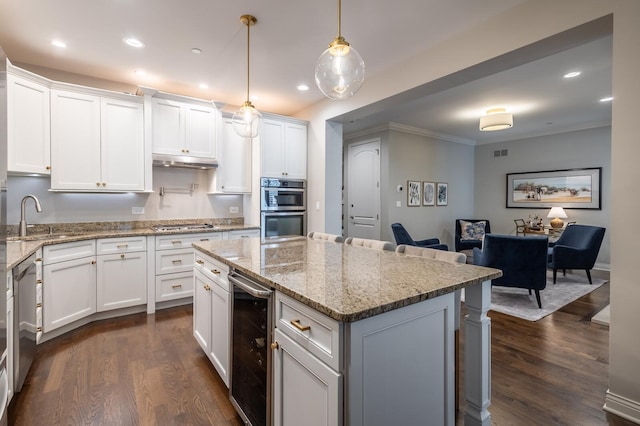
193 237 502 322
6 223 259 270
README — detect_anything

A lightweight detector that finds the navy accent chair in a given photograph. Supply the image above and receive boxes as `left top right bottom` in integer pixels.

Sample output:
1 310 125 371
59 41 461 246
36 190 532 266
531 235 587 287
391 223 448 251
455 219 491 252
473 234 548 308
547 224 606 284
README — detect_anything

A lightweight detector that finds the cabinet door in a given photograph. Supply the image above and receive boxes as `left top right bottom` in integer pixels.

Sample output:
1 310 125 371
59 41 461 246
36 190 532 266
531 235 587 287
100 98 144 191
96 251 147 312
193 270 212 355
152 98 184 155
7 74 51 174
273 328 342 426
184 104 217 158
217 118 251 193
284 123 307 179
50 90 101 190
210 281 230 387
260 119 286 178
43 256 97 332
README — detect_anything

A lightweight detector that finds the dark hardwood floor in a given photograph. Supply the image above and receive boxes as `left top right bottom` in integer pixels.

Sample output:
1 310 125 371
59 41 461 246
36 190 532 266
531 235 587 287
9 282 636 425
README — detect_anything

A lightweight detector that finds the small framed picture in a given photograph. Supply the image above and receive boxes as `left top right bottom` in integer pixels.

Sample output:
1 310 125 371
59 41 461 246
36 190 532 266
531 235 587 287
423 181 435 206
436 182 448 206
407 181 421 207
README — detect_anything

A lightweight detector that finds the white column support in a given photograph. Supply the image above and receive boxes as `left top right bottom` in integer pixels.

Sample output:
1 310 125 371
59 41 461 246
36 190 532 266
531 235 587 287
464 280 492 426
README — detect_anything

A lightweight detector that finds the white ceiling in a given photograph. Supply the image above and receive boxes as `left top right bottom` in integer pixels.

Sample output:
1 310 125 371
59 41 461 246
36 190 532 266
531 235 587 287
0 0 611 145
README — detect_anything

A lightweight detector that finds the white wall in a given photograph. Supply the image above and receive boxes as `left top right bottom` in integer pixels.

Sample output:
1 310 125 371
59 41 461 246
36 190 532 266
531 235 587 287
7 167 246 225
345 127 475 247
295 0 640 421
474 126 611 269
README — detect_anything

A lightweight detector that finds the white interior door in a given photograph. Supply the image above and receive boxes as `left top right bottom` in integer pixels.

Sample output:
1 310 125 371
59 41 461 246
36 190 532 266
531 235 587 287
347 139 380 239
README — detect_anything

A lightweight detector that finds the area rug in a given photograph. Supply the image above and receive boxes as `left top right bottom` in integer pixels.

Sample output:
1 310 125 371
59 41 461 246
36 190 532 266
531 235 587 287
462 271 607 321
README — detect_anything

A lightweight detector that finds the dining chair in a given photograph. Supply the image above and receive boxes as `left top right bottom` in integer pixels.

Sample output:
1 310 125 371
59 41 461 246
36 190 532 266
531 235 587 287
344 237 395 251
307 231 344 243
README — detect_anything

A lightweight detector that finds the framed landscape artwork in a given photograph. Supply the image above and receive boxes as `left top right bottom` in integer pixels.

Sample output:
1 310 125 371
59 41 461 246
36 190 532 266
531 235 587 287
506 167 601 209
436 182 448 206
407 180 421 207
423 182 435 206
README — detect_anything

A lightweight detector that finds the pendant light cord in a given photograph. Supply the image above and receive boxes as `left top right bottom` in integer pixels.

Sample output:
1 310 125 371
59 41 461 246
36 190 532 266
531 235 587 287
337 0 342 38
246 21 251 103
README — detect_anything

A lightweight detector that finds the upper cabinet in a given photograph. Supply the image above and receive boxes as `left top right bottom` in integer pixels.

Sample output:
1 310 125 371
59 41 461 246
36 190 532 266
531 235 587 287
50 88 144 191
260 118 307 179
152 97 218 159
212 115 252 193
7 70 51 174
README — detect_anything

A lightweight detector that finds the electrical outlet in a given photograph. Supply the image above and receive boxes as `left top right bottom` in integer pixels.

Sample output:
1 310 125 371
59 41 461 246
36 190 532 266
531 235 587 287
396 201 401 208
229 206 239 214
132 207 145 215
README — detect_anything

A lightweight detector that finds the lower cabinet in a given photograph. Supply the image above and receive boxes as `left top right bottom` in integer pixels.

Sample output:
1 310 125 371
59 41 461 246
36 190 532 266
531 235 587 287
43 247 97 332
96 236 147 312
193 252 230 387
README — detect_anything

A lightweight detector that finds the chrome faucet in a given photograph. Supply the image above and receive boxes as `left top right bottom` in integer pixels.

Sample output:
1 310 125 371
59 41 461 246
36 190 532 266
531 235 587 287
19 194 43 237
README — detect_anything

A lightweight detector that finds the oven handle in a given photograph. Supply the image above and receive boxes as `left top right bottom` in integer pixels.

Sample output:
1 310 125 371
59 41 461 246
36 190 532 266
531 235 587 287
229 272 272 298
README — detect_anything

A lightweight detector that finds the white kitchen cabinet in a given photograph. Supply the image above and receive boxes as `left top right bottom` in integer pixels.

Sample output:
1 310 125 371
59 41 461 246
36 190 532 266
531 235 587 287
43 241 97 332
7 72 51 174
194 252 230 386
7 273 14 405
50 88 144 191
260 118 307 179
213 116 252 193
154 232 222 302
228 229 260 240
96 237 147 312
152 97 218 159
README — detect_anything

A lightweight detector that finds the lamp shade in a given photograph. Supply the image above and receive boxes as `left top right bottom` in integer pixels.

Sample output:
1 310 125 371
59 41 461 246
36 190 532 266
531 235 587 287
479 108 513 131
315 37 365 100
547 206 568 229
232 101 262 138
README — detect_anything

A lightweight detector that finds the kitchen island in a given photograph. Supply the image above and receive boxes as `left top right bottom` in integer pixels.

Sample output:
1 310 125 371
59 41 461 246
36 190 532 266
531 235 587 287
193 237 501 426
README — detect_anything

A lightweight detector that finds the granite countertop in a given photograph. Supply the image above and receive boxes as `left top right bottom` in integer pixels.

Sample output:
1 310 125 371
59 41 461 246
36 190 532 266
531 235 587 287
6 223 259 270
193 238 502 322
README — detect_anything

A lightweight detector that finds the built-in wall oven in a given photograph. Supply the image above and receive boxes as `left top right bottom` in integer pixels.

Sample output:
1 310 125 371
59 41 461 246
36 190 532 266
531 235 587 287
260 178 306 240
229 271 273 426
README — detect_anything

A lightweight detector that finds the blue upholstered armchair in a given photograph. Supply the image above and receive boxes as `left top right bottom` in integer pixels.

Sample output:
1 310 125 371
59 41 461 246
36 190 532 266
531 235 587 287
473 234 548 308
391 223 448 251
547 224 605 284
455 219 491 252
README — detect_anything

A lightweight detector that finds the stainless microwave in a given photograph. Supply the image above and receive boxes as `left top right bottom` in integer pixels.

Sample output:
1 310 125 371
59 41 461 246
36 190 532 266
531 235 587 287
260 178 306 211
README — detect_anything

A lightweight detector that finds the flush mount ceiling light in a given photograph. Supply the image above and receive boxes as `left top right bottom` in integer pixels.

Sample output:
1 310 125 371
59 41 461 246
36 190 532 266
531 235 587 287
479 108 513 131
314 0 365 100
232 14 262 139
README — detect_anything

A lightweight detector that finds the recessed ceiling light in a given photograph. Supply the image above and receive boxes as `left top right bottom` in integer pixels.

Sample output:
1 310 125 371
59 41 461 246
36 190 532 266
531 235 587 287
123 38 145 48
297 84 310 91
199 83 208 89
564 71 581 78
51 40 67 48
600 97 614 102
192 48 202 54
134 69 146 76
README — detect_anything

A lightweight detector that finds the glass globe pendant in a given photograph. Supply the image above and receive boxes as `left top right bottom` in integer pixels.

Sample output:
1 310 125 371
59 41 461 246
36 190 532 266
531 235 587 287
232 15 262 138
315 0 365 100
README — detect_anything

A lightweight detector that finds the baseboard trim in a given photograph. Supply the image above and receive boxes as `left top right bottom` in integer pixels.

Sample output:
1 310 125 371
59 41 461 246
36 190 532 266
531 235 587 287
604 390 640 424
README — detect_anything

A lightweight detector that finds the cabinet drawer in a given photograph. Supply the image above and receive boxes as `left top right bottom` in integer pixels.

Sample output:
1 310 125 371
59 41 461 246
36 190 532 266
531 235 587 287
156 272 194 302
97 236 146 255
275 292 341 371
155 232 222 250
43 239 96 264
228 229 260 239
156 249 194 274
194 253 229 291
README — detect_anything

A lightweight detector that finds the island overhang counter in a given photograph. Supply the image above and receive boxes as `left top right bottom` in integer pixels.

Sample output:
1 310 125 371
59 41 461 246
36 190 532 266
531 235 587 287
193 237 501 426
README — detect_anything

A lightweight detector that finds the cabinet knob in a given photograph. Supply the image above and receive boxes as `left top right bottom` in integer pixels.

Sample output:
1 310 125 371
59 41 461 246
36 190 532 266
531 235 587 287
102 182 106 187
172 259 182 264
46 166 51 170
120 254 125 259
36 279 43 284
91 260 97 265
271 341 279 350
196 260 204 265
96 182 101 186
204 284 211 291
211 269 220 275
172 284 183 289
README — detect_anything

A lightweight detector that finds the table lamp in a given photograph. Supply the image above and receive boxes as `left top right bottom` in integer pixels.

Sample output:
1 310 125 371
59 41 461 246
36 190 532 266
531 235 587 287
547 207 568 228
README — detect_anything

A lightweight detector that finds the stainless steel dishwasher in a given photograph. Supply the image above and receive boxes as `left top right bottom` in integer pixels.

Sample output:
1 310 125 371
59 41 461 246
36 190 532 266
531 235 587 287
12 252 37 392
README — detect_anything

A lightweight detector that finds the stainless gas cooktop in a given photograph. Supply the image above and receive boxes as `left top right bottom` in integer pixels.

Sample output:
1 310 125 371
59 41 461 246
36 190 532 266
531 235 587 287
151 223 216 232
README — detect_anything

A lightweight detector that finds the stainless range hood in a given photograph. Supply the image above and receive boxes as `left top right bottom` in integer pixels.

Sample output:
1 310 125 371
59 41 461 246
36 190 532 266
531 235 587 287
152 153 218 170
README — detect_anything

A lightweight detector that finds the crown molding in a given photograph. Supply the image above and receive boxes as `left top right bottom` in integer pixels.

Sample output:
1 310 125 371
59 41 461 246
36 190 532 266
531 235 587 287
345 122 476 145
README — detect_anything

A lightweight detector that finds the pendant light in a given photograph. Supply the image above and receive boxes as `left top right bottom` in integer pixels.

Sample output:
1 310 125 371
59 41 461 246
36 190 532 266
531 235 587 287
233 14 262 138
315 0 365 100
